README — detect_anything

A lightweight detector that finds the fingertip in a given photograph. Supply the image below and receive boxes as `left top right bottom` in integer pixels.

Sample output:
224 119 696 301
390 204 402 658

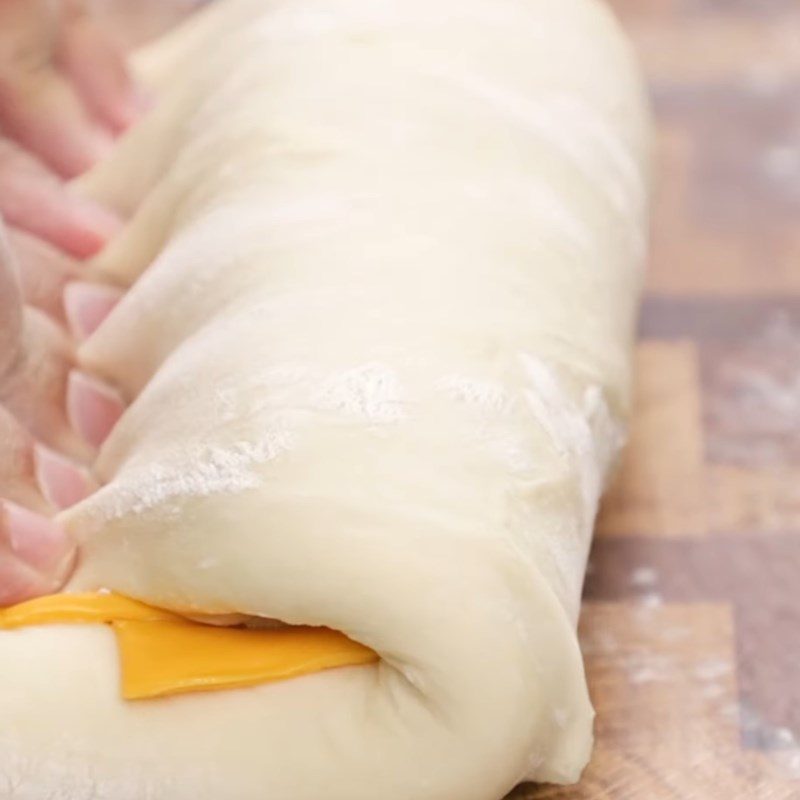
60 196 124 259
86 126 116 163
66 369 125 448
0 71 117 179
59 15 148 135
63 281 123 340
103 88 152 134
33 443 95 511
0 140 123 258
69 194 123 238
0 499 75 584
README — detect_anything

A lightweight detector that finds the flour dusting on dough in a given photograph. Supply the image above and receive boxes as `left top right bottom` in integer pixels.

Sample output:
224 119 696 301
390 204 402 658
520 354 623 520
88 433 294 523
314 363 406 423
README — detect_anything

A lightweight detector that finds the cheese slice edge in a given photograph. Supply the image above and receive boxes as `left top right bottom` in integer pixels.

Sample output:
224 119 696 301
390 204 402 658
0 593 378 700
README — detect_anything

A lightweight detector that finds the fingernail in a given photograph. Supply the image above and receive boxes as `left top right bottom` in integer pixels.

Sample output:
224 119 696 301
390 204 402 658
0 500 75 577
63 281 123 340
66 370 125 448
73 196 123 241
111 89 153 132
33 444 94 510
132 87 154 114
89 127 116 161
62 194 124 259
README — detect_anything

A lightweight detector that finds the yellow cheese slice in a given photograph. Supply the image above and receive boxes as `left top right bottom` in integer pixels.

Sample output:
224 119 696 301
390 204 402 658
0 593 378 700
115 619 378 699
0 592 180 627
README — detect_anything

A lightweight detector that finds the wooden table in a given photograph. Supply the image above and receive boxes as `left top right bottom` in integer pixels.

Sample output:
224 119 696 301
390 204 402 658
513 1 800 797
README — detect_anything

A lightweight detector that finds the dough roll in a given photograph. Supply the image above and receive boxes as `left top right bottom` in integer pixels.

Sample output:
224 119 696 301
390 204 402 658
0 1 650 798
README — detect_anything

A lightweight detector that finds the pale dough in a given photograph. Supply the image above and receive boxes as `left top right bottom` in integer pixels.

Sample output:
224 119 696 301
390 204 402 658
0 1 650 798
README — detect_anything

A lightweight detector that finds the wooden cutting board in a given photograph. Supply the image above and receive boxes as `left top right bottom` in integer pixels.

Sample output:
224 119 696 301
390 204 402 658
513 1 800 797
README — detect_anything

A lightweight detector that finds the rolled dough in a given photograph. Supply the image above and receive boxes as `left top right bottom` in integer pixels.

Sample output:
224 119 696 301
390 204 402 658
0 1 650 798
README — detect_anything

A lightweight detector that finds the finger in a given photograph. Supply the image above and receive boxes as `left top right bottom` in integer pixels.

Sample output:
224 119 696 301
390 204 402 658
63 280 123 341
6 226 80 322
0 221 23 382
0 498 75 606
33 443 95 510
66 369 125 449
0 65 114 178
0 404 93 513
0 306 88 460
1 307 125 461
0 0 112 175
57 7 147 134
0 404 45 513
0 139 122 258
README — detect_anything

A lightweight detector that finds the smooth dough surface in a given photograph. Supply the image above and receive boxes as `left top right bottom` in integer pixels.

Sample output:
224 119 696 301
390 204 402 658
0 1 650 798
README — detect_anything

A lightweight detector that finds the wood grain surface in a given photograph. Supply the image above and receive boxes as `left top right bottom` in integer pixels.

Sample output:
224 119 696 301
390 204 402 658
512 1 800 797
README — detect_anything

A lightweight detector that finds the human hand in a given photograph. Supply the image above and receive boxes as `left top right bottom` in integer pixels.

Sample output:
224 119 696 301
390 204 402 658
0 0 143 257
0 223 124 606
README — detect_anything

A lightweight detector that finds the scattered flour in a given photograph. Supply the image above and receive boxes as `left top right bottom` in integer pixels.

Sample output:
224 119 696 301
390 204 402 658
630 566 658 588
